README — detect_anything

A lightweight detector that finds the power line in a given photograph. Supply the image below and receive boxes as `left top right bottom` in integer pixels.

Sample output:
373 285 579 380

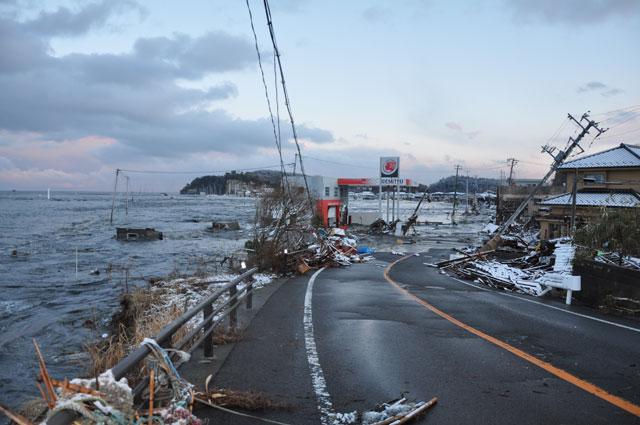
118 164 292 174
262 0 314 211
597 126 640 139
590 104 640 117
245 0 286 179
548 117 570 144
301 155 376 170
604 112 639 130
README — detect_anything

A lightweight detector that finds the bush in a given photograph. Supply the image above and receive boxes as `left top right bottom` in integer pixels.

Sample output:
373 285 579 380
574 206 640 262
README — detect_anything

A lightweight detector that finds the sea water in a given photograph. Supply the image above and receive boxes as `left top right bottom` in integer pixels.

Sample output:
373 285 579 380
0 191 256 415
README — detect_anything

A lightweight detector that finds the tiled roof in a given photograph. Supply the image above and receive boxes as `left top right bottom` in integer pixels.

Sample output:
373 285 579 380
539 191 640 207
558 143 640 169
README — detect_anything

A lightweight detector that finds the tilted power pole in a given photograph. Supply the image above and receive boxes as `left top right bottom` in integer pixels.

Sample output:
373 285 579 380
480 112 606 250
452 165 462 225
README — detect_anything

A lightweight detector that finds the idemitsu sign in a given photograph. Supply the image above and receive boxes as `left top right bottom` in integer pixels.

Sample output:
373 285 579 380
380 157 399 178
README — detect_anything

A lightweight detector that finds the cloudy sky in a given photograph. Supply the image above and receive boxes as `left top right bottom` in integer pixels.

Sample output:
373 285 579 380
1 0 639 191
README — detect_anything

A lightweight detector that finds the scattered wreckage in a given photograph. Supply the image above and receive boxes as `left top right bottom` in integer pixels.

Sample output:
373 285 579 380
428 235 582 305
116 228 163 241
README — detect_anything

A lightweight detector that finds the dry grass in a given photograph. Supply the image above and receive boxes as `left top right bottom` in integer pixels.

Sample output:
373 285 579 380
200 388 293 411
211 326 244 345
86 284 195 385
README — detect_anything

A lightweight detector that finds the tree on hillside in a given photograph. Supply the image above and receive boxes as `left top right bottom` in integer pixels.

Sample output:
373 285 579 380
427 176 500 193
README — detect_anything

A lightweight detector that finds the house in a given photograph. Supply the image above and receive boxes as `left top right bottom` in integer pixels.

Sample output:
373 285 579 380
537 143 640 239
496 184 564 225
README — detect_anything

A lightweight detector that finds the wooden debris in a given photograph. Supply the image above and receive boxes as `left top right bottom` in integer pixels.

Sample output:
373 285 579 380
33 339 56 409
38 376 105 399
365 396 438 425
433 250 495 268
0 402 36 425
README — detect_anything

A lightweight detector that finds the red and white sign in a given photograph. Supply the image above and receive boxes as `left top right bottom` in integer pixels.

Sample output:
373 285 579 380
380 157 399 178
337 178 416 187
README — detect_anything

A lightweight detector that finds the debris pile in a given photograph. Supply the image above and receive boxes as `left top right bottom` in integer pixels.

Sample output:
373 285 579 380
210 221 240 231
332 396 438 425
429 238 578 297
116 227 163 241
249 187 375 273
593 252 640 269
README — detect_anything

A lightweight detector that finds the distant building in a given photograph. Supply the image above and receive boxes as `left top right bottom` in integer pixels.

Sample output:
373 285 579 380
496 185 564 225
226 179 267 197
287 175 420 227
510 178 551 187
537 143 640 239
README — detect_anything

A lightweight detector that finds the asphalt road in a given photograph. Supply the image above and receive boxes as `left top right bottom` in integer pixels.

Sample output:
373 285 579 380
189 249 640 424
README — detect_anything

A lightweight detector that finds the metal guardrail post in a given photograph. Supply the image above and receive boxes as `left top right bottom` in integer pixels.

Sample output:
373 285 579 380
246 281 253 310
203 303 213 357
230 284 238 328
46 267 258 425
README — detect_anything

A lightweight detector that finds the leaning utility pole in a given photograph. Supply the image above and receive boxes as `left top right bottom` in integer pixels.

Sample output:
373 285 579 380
507 158 518 186
481 112 606 251
570 168 578 234
109 169 120 225
451 165 462 224
465 171 470 214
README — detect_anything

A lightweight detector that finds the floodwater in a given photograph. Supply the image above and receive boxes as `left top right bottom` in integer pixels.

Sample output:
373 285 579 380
0 191 491 417
349 197 493 252
0 191 256 415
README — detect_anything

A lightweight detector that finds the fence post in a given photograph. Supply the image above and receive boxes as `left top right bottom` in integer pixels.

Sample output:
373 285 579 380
230 284 238 329
246 280 253 310
203 303 213 357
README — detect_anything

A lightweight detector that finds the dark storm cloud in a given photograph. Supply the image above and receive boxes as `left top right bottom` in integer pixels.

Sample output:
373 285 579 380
0 18 50 73
0 1 333 162
506 0 640 25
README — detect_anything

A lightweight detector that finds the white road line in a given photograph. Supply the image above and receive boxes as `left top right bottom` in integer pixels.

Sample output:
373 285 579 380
498 292 640 333
304 267 334 425
450 276 491 292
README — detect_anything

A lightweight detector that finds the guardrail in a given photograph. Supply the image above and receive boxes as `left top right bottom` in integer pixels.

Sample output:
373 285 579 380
47 267 259 425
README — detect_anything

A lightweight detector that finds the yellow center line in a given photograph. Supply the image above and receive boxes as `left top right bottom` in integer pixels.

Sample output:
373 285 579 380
384 254 640 418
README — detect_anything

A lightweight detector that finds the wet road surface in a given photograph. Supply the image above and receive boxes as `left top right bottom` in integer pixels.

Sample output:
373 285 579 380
185 249 640 424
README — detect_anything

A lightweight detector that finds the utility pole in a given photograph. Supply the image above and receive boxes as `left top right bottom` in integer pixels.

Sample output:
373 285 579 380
109 169 120 225
507 158 518 186
452 165 462 225
570 168 578 235
465 171 470 214
483 112 606 247
125 176 130 215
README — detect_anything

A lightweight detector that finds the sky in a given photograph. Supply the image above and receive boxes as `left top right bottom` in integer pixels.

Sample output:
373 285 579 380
0 0 639 191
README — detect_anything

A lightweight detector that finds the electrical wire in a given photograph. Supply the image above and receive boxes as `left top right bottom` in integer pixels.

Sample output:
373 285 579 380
548 117 570 145
262 0 314 211
118 164 292 174
590 104 640 117
301 155 377 170
245 0 286 179
597 126 640 140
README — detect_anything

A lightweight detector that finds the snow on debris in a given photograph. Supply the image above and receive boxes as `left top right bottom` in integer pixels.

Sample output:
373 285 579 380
69 369 132 406
552 241 576 274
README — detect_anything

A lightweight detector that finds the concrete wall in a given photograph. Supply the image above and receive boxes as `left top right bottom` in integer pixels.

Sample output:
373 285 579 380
573 259 640 306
